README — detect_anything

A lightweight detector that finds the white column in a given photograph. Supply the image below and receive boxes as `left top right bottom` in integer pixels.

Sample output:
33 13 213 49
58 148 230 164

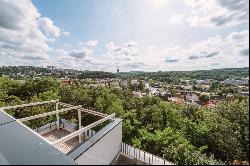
56 102 60 130
78 109 82 143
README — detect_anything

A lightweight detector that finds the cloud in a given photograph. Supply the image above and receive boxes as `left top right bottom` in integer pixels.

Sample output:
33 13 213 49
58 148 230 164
124 41 137 47
69 51 87 59
188 55 200 60
169 14 184 24
211 63 220 66
80 40 98 47
0 0 62 65
0 1 248 72
186 35 222 60
239 48 249 56
51 30 248 72
170 0 249 28
63 31 70 36
228 30 249 56
0 0 40 30
124 62 145 68
203 51 219 58
106 41 116 50
165 58 179 63
105 41 139 59
21 55 48 60
38 17 61 39
68 47 93 59
160 30 248 70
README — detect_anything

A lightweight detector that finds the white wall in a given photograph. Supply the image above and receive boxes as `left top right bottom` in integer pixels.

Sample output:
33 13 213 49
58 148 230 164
75 121 122 165
37 125 57 135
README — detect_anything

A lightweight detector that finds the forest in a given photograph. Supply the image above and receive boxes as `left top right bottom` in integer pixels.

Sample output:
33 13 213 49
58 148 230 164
119 68 249 83
0 77 249 165
0 67 249 83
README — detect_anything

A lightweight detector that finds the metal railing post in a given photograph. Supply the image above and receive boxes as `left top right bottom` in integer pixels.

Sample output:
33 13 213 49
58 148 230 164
120 143 172 165
149 154 151 165
78 109 82 143
139 149 140 160
56 102 59 130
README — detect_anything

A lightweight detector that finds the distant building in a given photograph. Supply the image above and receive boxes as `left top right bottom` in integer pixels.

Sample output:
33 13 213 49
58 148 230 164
129 71 144 74
131 79 139 85
186 94 199 102
240 92 249 96
226 93 234 101
173 92 182 98
60 78 73 86
168 97 185 105
47 66 56 70
196 79 210 85
209 95 224 105
117 69 120 73
223 79 248 86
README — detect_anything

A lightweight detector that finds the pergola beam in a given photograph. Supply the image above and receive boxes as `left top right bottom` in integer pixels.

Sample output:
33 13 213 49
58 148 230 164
18 105 82 122
1 100 59 110
51 113 116 146
58 102 107 117
80 108 107 117
1 101 118 151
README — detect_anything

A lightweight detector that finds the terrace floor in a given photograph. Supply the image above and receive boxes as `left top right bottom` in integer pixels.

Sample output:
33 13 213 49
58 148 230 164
42 129 80 154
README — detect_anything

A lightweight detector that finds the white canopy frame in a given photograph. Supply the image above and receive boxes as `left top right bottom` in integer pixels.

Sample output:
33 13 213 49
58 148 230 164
0 100 116 148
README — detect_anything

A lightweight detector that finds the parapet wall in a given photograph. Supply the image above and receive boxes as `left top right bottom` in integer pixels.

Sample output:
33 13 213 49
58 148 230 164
68 118 122 165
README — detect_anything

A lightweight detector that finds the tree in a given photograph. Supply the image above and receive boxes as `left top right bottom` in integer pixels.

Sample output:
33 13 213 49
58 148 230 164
199 94 210 104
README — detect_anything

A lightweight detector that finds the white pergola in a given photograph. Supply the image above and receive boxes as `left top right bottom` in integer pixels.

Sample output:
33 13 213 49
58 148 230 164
0 100 115 146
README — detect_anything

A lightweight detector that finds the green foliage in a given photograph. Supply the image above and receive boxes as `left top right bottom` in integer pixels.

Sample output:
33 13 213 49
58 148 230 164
119 67 249 82
200 94 210 103
0 77 248 164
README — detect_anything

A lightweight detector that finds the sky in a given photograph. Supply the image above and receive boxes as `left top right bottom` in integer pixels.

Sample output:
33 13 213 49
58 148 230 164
0 0 249 72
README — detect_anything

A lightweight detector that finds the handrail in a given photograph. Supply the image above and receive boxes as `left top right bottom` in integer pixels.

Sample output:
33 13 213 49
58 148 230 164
51 113 116 145
121 142 174 165
0 100 59 110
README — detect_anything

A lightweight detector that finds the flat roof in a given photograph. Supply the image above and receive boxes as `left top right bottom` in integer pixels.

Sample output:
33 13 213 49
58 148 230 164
0 111 15 125
0 110 76 165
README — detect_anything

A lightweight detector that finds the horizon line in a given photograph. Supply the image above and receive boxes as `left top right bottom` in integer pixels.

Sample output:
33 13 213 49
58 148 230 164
0 65 249 73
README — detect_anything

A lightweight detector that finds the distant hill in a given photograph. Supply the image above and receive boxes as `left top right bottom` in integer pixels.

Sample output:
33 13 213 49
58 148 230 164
0 66 248 81
119 67 249 82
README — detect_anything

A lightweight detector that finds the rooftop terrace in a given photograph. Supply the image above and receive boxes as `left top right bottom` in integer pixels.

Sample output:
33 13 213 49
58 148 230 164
0 100 120 165
0 100 173 165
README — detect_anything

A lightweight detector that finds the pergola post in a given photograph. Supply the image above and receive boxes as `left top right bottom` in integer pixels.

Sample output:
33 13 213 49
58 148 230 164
78 109 82 143
56 102 60 130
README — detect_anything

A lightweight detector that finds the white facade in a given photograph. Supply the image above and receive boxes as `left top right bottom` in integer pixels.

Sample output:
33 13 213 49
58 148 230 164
75 121 122 165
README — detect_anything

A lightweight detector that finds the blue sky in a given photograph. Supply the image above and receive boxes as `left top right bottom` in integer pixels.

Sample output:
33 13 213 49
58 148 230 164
0 0 249 72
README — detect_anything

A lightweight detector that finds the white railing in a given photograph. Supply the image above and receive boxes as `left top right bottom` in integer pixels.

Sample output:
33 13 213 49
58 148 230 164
121 143 174 165
51 113 115 145
34 119 96 139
